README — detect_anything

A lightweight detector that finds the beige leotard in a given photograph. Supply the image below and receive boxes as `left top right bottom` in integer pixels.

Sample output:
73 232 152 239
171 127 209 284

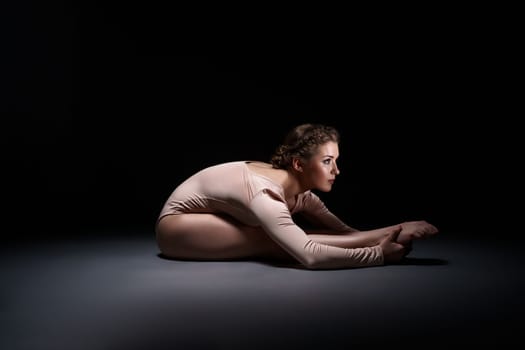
158 161 383 268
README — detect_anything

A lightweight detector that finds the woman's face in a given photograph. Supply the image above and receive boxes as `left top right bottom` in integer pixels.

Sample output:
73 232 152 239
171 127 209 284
301 141 340 192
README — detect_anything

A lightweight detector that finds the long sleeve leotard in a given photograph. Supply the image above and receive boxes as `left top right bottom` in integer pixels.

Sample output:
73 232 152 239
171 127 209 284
158 161 383 269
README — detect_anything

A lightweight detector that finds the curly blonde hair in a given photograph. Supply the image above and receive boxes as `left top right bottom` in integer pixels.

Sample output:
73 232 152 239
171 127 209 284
270 123 340 169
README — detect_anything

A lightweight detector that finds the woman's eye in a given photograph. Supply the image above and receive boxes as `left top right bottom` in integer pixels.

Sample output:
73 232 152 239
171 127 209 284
323 159 331 165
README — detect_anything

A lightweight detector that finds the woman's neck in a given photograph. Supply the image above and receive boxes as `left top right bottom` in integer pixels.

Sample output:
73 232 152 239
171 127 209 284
281 169 308 201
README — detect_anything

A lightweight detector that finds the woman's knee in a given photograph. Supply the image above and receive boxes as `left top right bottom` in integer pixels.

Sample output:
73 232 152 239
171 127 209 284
155 215 187 256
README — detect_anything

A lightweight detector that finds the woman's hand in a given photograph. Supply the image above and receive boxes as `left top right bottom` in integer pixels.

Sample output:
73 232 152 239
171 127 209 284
397 220 439 245
379 225 407 263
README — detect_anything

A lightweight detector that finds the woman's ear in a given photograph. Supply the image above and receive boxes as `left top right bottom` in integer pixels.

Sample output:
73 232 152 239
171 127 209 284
292 157 303 172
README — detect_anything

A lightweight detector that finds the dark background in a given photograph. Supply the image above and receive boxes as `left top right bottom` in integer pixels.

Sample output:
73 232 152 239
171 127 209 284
2 1 519 240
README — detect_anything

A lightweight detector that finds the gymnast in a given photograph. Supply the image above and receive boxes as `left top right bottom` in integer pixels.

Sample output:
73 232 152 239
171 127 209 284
156 123 438 269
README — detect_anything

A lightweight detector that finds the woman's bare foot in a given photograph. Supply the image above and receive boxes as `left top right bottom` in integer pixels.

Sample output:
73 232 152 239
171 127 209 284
397 220 439 245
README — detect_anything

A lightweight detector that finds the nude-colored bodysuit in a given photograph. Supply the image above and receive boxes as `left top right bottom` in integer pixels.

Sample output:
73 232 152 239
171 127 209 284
158 161 383 269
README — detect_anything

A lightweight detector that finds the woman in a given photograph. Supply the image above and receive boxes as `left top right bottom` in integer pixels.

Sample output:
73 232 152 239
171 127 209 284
156 123 438 269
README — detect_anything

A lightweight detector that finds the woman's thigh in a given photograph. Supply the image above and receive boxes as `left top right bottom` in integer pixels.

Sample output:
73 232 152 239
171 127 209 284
156 213 291 261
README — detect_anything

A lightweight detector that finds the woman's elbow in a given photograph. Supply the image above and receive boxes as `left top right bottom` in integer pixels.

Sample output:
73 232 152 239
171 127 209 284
297 254 326 270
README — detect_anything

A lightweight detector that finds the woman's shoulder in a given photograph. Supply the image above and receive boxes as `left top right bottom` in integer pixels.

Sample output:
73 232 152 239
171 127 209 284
198 160 247 172
245 160 272 168
187 161 248 181
245 161 284 182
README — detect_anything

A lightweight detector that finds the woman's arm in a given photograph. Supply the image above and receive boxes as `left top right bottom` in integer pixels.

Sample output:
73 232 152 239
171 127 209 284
306 226 396 248
295 191 359 233
249 190 405 269
297 192 438 247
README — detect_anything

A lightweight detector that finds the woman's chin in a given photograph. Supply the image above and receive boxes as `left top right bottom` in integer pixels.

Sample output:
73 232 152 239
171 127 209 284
318 184 333 192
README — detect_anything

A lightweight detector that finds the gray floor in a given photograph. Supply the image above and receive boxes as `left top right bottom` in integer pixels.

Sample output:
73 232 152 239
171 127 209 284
1 231 523 350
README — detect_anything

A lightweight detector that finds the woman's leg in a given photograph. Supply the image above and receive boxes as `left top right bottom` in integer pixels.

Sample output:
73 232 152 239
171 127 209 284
306 221 438 250
156 213 293 261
